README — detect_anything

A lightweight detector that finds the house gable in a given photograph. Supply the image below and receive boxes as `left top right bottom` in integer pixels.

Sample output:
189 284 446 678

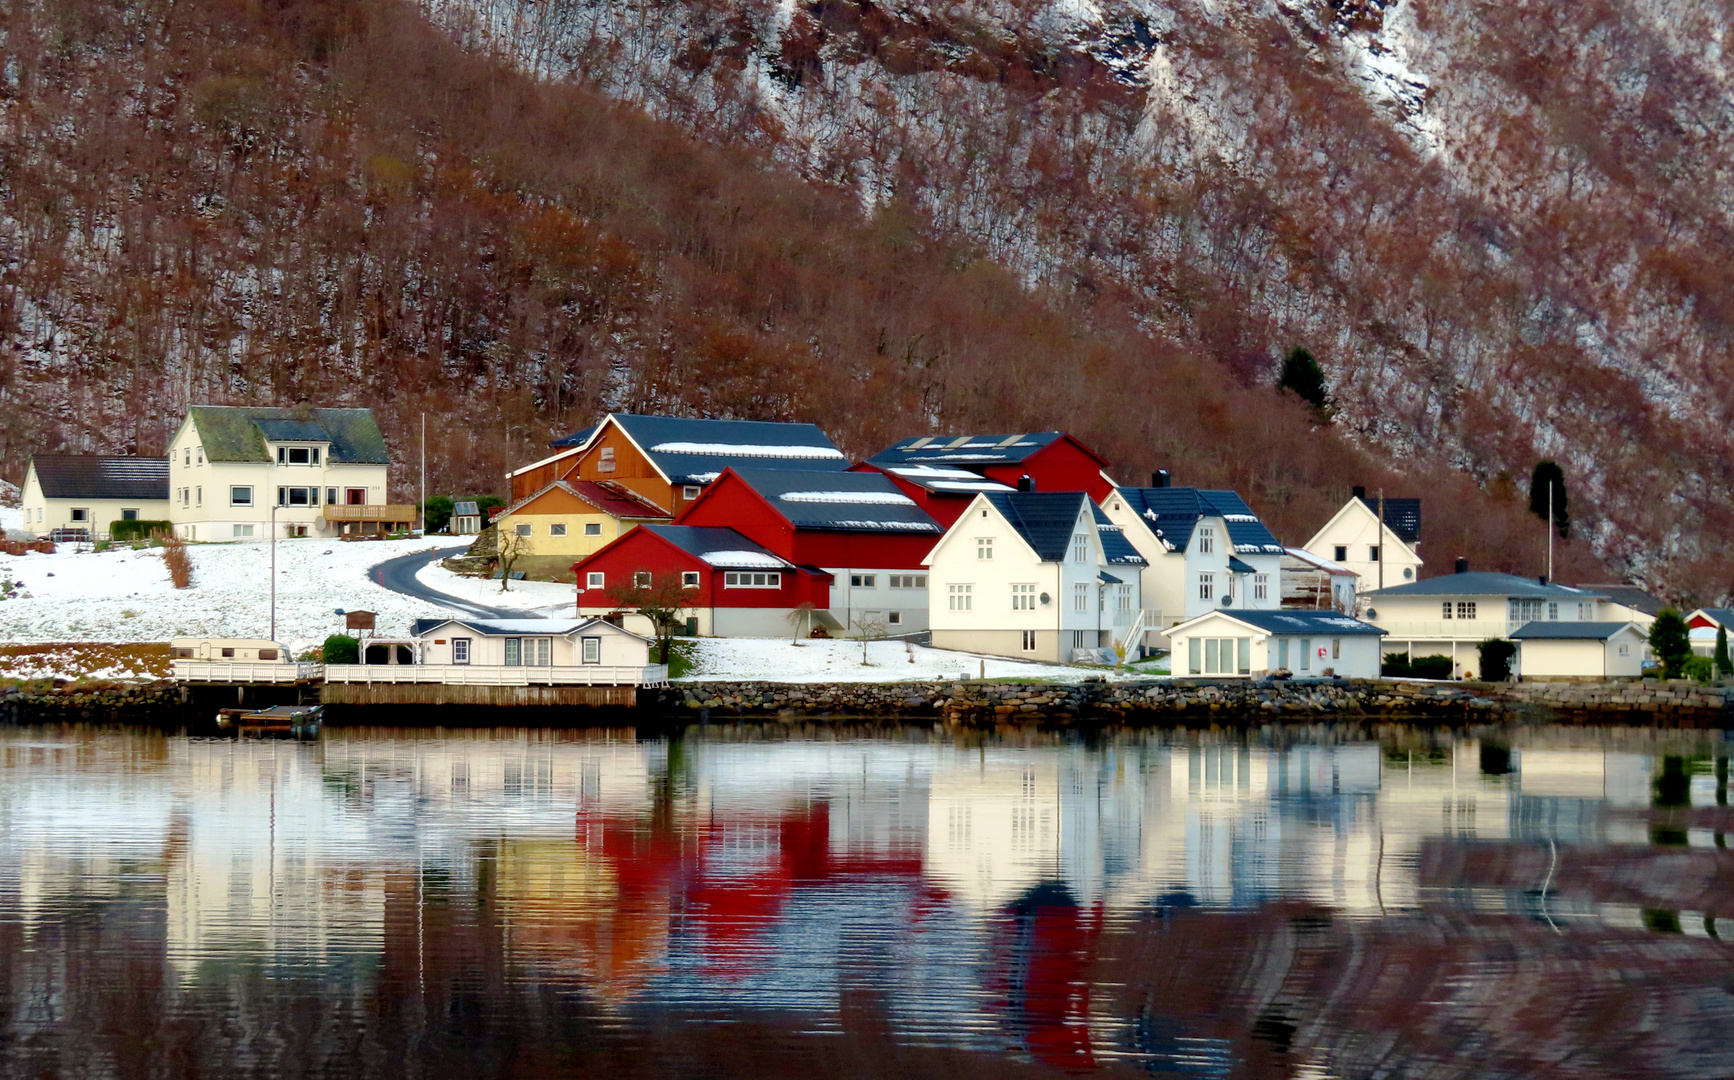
1305 498 1421 565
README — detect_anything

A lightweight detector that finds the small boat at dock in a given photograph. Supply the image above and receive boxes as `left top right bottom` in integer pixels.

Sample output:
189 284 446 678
215 704 323 740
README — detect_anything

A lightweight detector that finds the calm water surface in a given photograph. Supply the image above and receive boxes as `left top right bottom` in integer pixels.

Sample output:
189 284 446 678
4 720 1734 1079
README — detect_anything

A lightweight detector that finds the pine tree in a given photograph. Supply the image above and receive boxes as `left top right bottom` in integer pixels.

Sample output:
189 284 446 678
1277 347 1330 412
1649 607 1691 679
1715 625 1731 680
1528 461 1570 538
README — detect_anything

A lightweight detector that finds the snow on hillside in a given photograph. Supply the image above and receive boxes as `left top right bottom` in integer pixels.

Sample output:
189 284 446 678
0 539 467 652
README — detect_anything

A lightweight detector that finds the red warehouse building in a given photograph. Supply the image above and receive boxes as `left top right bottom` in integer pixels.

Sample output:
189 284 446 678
855 432 1117 526
675 467 944 633
572 525 834 638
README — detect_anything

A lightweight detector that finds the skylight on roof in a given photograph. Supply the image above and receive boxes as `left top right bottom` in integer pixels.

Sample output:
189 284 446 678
779 491 916 506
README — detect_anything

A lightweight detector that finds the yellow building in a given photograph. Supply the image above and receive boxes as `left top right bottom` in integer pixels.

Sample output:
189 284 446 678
493 480 670 580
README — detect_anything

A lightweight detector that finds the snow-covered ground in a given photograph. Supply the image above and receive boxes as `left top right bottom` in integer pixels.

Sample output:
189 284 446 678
414 561 576 617
678 637 1124 683
0 505 23 537
0 538 467 652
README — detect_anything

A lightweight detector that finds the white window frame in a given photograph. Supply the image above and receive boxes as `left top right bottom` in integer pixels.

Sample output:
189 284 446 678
977 537 993 561
1252 573 1268 601
598 446 616 473
1072 534 1089 563
550 523 568 537
586 572 605 589
452 638 471 664
1198 573 1215 601
1442 601 1453 620
724 571 781 588
681 571 700 588
514 523 532 537
230 486 253 507
1012 583 1036 611
851 574 877 588
233 524 254 538
1022 630 1037 652
1073 582 1088 612
890 574 927 589
70 507 89 522
1197 526 1215 555
887 611 901 626
948 583 973 611
584 522 602 536
682 485 701 500
1333 545 1347 562
1459 601 1478 620
634 570 652 588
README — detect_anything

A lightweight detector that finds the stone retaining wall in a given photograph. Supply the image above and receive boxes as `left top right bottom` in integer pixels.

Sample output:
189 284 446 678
1 680 182 724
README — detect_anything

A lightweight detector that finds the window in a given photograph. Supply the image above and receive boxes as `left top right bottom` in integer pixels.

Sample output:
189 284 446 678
1299 638 1312 671
278 446 318 465
1012 583 1037 610
581 637 601 664
889 574 927 588
184 449 191 466
278 487 312 506
346 489 366 505
326 487 338 505
1277 638 1290 670
888 611 901 625
1334 545 1348 562
1618 643 1630 656
258 649 278 661
587 572 605 589
976 537 993 560
195 487 201 507
221 648 235 658
1442 602 1454 620
70 507 88 522
1198 526 1215 554
1578 602 1591 620
1547 602 1558 620
1072 534 1089 563
1369 545 1381 562
1458 601 1478 620
851 574 877 588
1332 638 1341 660
452 638 470 664
1253 573 1268 601
1198 573 1215 601
1071 582 1087 612
948 583 973 611
122 508 139 521
1022 630 1037 652
634 571 652 588
584 522 602 536
682 571 700 588
197 448 203 465
725 572 781 588
180 488 189 507
1072 630 1088 650
514 523 532 537
233 524 254 538
506 638 552 666
231 486 253 506
1189 637 1251 675
504 638 521 666
598 446 616 473
1116 585 1133 618
550 523 567 537
682 485 701 500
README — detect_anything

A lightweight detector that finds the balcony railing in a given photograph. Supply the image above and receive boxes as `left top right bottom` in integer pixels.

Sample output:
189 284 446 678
173 660 323 683
323 664 669 687
1373 620 1523 640
323 504 417 522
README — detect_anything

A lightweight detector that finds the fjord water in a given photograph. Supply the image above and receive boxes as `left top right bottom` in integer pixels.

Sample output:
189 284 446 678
4 723 1733 1079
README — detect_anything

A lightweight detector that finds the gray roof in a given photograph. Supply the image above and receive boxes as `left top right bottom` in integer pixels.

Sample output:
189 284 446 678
1113 487 1285 555
729 467 942 534
1364 571 1605 600
187 406 390 464
636 525 800 570
28 455 169 501
981 492 1144 565
548 424 597 450
866 432 1072 468
1510 621 1638 640
1571 584 1666 616
869 463 1017 495
1208 609 1387 636
1357 495 1422 543
551 414 847 483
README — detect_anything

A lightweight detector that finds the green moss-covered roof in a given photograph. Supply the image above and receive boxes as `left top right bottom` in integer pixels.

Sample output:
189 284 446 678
188 406 390 464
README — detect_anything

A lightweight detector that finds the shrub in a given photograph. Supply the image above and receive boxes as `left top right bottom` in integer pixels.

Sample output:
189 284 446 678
323 634 360 664
111 519 173 542
1478 639 1517 682
1383 653 1454 679
1682 655 1715 683
159 535 192 588
420 495 455 534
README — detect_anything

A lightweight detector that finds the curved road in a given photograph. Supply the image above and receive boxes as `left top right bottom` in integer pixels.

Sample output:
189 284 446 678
369 545 527 620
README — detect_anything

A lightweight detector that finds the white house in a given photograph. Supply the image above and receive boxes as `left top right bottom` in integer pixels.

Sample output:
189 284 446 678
1510 622 1647 680
1097 481 1286 651
19 455 170 540
166 405 408 541
1303 487 1423 591
318 617 666 686
924 491 1145 663
1360 562 1613 678
1166 609 1386 679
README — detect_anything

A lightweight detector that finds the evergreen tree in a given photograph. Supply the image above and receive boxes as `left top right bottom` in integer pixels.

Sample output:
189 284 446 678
1277 347 1330 412
1715 625 1731 680
1528 461 1570 538
1649 607 1691 679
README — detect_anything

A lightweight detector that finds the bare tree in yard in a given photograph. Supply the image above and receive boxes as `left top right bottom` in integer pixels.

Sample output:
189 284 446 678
607 572 690 664
495 528 532 591
853 612 888 666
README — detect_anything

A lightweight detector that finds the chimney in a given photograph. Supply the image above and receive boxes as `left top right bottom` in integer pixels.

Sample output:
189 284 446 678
1455 557 1469 574
1352 485 1366 500
1017 475 1035 492
1538 575 1548 586
1151 470 1170 488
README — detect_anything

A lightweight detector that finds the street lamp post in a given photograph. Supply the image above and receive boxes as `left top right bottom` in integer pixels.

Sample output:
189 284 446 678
270 502 278 641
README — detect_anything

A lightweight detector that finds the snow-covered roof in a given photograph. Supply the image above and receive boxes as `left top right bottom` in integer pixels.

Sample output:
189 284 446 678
1114 486 1285 555
978 492 1144 565
409 616 648 641
632 525 799 571
544 414 849 484
1175 609 1386 636
1284 547 1357 577
695 550 790 569
728 468 943 534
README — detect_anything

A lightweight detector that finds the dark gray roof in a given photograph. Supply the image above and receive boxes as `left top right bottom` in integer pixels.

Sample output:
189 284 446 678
1365 572 1604 599
1571 584 1666 616
29 455 169 500
551 414 847 483
1358 495 1422 543
548 424 597 450
636 526 801 570
1228 556 1257 574
1114 487 1285 555
187 406 390 464
1510 621 1638 640
866 432 1072 468
1204 609 1387 636
453 501 479 516
729 467 941 534
981 492 1144 564
867 463 1016 495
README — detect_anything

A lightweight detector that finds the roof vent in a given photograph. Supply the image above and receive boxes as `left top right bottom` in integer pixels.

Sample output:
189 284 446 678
1017 475 1035 492
1152 469 1170 488
1455 557 1469 574
1538 575 1548 586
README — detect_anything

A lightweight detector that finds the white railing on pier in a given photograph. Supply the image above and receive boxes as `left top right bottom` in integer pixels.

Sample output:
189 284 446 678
322 664 669 688
173 660 324 683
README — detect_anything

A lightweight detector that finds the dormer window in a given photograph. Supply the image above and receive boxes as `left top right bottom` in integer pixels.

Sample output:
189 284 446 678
277 446 320 465
1198 526 1215 554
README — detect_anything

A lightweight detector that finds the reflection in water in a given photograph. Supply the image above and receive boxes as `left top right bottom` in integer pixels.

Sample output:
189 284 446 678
4 722 1734 1078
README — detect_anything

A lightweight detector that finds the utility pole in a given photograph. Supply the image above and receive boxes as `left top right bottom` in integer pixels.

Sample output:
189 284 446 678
1547 479 1554 582
419 412 427 536
1377 488 1386 592
269 503 278 641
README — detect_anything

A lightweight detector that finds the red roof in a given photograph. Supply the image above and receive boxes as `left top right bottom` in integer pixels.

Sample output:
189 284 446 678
503 479 670 520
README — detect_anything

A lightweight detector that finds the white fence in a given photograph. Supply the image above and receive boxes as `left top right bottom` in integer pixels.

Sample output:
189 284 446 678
173 660 323 683
323 664 669 688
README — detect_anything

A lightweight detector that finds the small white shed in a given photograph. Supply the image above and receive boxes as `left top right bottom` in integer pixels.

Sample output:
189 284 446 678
410 617 651 668
1166 609 1386 679
1511 621 1646 680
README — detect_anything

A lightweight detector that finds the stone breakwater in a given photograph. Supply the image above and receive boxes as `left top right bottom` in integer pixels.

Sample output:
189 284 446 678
659 677 1734 724
1 680 182 724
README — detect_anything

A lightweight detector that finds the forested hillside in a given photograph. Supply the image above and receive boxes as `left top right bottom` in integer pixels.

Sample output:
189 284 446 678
0 0 1683 591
